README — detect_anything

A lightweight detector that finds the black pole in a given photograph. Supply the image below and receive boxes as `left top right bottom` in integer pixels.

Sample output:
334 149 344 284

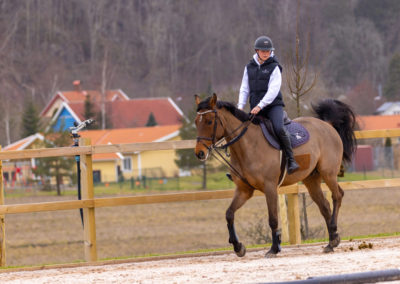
69 119 95 228
73 135 84 227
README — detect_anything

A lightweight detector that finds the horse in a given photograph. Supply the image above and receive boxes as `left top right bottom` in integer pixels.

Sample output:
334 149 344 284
194 94 357 257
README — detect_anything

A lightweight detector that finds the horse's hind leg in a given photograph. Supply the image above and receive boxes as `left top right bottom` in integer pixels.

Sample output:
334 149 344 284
226 187 253 257
303 172 338 253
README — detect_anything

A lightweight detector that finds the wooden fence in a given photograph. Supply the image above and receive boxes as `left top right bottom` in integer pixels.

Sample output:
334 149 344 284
0 129 400 266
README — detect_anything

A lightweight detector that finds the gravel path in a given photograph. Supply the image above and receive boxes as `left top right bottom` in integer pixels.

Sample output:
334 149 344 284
1 237 400 283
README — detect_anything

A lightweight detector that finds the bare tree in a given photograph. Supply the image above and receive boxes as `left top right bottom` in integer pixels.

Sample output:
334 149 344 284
284 0 317 239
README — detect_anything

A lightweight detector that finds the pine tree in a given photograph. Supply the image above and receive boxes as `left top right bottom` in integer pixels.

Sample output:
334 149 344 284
384 53 400 100
33 127 76 196
84 95 98 129
146 112 158 126
175 96 208 189
21 99 41 137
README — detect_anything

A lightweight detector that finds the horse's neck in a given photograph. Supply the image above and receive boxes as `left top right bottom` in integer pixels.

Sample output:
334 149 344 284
219 109 257 161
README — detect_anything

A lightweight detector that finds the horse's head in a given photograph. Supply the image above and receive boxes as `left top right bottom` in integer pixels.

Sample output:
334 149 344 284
194 93 225 161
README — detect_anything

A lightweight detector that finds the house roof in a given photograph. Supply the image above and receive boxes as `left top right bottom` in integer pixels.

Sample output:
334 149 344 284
80 124 180 145
79 124 181 160
375 102 400 114
357 115 400 130
67 97 184 128
40 88 129 117
2 125 181 161
2 134 44 151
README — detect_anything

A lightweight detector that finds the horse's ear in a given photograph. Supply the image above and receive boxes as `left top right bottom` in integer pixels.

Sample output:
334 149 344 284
194 94 201 105
209 93 217 109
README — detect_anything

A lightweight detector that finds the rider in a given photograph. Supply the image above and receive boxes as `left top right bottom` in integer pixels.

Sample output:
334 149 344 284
237 35 299 174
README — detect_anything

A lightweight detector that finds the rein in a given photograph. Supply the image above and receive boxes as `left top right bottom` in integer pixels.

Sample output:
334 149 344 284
196 109 256 189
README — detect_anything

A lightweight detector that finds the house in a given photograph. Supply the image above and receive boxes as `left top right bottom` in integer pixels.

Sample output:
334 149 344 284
79 125 181 182
66 98 184 129
374 102 400 115
1 125 181 187
40 80 129 119
1 134 44 186
42 81 185 131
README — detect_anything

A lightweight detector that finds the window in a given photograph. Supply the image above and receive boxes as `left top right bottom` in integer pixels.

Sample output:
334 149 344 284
122 157 132 171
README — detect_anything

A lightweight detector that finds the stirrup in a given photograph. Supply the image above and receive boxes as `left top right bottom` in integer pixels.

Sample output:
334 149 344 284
287 160 299 174
226 173 233 181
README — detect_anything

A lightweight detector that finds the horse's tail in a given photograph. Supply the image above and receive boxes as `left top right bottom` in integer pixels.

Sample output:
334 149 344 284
312 99 357 163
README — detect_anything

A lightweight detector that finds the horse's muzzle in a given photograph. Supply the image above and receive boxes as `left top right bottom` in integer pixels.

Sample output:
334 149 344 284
196 150 204 160
195 149 209 161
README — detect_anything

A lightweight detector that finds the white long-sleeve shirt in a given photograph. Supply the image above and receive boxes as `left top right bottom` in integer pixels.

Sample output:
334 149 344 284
238 53 282 110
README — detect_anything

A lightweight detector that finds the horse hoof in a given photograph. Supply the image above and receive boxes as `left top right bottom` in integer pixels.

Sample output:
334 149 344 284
323 244 334 253
235 243 246 257
265 250 278 258
330 235 341 248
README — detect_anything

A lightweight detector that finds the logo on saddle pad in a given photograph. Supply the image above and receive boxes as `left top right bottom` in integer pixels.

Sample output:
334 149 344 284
260 120 310 150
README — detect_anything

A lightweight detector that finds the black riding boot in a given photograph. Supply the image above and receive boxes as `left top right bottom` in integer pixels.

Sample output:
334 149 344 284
277 128 299 174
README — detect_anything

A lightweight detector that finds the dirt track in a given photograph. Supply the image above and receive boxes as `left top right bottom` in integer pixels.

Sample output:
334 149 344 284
1 237 399 283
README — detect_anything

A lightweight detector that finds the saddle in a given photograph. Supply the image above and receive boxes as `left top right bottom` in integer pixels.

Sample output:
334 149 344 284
259 113 310 185
259 114 310 150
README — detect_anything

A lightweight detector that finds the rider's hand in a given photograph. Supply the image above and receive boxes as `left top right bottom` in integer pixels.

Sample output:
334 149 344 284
250 106 261 115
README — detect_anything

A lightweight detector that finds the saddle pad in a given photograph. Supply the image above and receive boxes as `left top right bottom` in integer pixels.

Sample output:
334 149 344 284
260 121 310 150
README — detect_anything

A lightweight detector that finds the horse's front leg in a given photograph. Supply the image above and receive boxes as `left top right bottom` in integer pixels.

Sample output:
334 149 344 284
226 187 253 257
264 185 281 258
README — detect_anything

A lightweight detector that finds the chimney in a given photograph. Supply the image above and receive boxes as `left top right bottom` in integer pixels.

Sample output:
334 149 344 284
73 80 82 92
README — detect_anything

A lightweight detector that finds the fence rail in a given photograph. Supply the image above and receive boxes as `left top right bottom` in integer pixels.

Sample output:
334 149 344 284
1 129 400 267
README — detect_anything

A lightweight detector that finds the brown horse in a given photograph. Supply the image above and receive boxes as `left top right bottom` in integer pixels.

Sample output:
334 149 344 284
194 94 357 257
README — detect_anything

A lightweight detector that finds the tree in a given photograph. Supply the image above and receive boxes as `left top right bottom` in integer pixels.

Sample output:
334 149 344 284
21 99 41 137
175 98 207 189
145 112 158 127
383 53 400 100
285 0 317 117
83 95 98 129
33 128 75 196
284 0 317 239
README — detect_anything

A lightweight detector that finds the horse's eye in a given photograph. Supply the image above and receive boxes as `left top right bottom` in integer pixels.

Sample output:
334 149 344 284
207 120 213 125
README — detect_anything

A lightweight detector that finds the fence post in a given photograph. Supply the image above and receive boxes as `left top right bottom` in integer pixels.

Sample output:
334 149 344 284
0 146 5 266
287 184 301 244
80 138 97 262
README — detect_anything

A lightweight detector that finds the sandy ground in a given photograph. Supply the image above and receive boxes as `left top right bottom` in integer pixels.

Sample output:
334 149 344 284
0 237 399 283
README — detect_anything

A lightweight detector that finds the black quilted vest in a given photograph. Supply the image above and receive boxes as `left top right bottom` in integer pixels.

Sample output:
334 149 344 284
246 56 284 113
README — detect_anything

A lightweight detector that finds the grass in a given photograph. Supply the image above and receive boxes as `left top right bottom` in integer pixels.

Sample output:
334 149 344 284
2 170 400 267
3 171 235 198
4 169 397 199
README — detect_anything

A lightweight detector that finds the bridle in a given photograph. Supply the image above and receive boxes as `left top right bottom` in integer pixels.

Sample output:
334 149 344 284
196 109 221 145
196 108 256 189
196 108 255 149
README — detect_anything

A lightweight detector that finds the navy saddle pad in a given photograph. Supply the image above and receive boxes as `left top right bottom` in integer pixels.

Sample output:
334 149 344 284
260 120 310 150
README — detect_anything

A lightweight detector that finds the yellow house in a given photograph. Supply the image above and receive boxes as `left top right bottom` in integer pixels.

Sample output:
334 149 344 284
77 125 181 182
2 125 182 186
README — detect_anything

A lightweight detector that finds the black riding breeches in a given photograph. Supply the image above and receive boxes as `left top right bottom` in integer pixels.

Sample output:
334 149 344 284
260 105 285 134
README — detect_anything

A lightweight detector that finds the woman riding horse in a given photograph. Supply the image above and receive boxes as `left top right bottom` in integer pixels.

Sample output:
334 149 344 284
238 35 299 174
194 94 356 257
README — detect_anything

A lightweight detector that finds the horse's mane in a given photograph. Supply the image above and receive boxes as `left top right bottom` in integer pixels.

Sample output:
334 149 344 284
197 97 261 124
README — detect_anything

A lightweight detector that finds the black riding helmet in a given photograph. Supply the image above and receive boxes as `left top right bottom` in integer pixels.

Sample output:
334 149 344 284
254 36 275 51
